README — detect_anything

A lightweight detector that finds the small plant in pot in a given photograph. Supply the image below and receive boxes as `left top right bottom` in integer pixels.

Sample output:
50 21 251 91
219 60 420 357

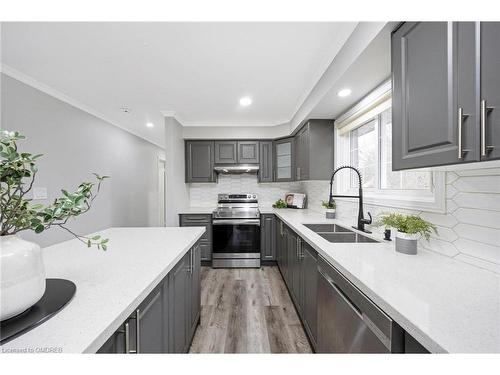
0 130 109 321
322 200 336 219
376 213 437 255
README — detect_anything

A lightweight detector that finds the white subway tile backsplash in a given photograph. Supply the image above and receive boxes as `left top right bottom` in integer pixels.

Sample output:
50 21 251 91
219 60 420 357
189 167 500 273
453 192 500 211
453 223 500 247
453 208 500 229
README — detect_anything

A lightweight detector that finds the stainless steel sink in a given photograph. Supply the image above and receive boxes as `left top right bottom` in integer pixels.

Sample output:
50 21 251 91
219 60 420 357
303 223 379 243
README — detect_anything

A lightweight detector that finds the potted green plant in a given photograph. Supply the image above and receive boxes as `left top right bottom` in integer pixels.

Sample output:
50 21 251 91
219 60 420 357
376 212 437 255
1 130 109 321
322 200 336 219
272 199 287 209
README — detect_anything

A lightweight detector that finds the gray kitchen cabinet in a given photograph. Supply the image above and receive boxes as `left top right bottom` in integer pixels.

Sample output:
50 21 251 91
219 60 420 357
258 140 274 182
237 141 260 163
185 141 216 182
276 218 285 273
168 250 190 353
179 214 212 262
392 22 500 170
215 141 237 164
137 283 168 353
188 244 201 341
301 242 318 349
480 22 500 161
273 137 295 182
260 214 276 261
97 329 125 353
294 120 334 181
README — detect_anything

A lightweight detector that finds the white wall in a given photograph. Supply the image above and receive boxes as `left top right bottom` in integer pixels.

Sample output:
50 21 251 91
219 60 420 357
1 74 164 247
164 116 189 226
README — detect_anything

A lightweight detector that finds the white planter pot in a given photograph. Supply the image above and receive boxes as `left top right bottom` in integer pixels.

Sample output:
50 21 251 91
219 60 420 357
325 209 336 219
0 235 46 321
395 232 420 255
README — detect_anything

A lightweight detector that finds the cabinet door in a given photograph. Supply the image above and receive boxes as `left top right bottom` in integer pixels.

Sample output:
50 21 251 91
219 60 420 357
480 22 500 160
258 141 274 182
295 124 310 181
260 214 276 261
302 243 318 347
237 141 260 163
185 141 215 182
189 245 201 339
168 252 189 353
215 141 237 164
392 22 477 170
274 138 295 182
137 284 167 353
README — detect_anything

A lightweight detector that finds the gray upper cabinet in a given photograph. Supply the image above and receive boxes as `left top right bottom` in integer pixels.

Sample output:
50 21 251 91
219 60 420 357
185 141 215 182
258 140 274 182
273 137 295 182
260 214 276 261
215 141 237 164
392 22 476 170
392 22 500 170
237 141 260 163
294 120 334 180
480 22 500 161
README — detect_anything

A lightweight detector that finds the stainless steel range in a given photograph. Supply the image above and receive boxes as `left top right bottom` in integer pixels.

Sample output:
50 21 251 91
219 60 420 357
212 194 260 268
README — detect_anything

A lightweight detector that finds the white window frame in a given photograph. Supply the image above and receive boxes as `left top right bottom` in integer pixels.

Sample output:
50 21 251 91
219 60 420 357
334 82 446 214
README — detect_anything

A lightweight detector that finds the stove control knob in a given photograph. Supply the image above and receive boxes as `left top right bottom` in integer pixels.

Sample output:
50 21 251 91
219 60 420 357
252 195 256 198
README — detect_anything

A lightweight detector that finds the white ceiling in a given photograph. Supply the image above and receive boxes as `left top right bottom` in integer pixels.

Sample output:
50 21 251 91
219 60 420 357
1 22 358 146
309 23 393 120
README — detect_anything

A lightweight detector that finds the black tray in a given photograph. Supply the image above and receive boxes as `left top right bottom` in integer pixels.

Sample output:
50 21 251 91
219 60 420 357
0 278 76 344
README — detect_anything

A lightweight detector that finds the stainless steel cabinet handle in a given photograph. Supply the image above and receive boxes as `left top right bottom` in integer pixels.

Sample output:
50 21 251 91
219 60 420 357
481 99 494 157
135 309 140 354
125 322 130 354
457 107 469 159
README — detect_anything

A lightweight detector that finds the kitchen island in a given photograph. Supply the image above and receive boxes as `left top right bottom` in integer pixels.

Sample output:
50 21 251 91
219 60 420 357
0 227 205 353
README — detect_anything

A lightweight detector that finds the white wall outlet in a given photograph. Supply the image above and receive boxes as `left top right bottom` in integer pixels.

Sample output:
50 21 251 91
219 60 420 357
32 187 48 200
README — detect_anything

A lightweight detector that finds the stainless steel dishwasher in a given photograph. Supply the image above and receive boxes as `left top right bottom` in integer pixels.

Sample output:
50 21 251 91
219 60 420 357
317 256 403 353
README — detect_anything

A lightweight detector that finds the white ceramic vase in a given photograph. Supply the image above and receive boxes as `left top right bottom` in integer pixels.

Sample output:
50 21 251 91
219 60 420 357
325 209 336 219
0 235 46 321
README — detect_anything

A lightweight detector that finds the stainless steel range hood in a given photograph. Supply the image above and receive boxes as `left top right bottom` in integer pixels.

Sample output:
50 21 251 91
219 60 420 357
214 164 259 174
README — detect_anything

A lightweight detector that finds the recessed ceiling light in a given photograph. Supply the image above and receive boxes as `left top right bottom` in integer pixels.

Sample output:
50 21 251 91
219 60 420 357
239 96 252 106
337 88 352 98
146 122 155 128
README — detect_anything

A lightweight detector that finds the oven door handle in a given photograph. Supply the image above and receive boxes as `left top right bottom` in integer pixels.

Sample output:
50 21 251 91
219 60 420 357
212 219 261 226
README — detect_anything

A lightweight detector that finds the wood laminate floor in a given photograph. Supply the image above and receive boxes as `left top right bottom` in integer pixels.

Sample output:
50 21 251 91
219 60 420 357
189 266 312 353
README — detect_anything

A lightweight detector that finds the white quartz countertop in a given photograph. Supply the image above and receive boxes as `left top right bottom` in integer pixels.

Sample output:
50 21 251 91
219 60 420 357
271 208 500 353
1 227 205 354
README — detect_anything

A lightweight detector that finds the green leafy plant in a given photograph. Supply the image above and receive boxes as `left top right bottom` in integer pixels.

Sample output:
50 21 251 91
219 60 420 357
375 212 437 241
322 200 336 209
272 199 287 209
1 129 109 250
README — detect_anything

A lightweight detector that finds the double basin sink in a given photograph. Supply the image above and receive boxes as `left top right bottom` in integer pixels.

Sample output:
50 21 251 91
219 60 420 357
303 223 379 243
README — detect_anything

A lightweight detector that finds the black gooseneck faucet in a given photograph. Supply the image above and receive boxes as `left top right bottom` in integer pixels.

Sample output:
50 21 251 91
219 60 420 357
328 165 372 233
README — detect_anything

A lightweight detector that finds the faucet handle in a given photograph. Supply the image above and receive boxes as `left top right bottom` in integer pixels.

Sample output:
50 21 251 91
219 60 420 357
363 212 373 225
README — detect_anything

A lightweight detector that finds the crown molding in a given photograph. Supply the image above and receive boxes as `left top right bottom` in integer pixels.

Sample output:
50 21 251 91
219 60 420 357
1 64 164 148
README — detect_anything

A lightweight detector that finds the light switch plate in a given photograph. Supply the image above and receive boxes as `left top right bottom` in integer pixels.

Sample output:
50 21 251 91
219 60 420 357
33 187 48 200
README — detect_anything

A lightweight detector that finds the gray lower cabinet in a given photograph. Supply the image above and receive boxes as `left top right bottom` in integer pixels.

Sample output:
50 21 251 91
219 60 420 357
294 120 334 181
98 242 201 354
237 141 260 163
215 141 237 164
185 141 215 182
392 21 500 170
260 214 276 261
179 214 212 261
301 241 318 349
258 140 274 182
